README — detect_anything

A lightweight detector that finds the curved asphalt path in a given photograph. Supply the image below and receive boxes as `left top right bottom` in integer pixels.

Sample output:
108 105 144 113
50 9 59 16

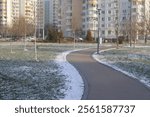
67 47 150 100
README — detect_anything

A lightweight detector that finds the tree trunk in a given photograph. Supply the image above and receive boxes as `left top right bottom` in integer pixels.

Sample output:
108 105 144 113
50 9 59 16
145 34 147 44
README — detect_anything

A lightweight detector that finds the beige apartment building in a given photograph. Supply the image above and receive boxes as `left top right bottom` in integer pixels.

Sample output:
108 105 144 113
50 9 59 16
24 0 35 24
58 0 82 37
0 0 12 36
0 0 35 26
0 0 44 38
0 0 7 26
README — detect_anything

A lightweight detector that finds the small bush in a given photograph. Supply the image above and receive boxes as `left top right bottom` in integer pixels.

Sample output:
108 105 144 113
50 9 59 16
86 30 93 42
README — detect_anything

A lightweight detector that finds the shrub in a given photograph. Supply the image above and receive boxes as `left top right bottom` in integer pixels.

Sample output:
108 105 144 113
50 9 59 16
86 30 93 42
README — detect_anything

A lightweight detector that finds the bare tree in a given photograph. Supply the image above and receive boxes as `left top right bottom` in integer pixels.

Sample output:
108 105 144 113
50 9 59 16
26 22 35 36
11 20 19 39
11 17 24 39
113 0 119 48
132 18 139 46
72 17 80 48
6 26 14 53
140 3 150 44
120 19 130 43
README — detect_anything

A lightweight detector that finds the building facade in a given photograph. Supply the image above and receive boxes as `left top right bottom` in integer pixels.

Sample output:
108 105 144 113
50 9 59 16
35 0 44 38
58 0 82 37
99 0 150 40
45 0 58 27
0 0 7 26
0 0 36 26
131 0 150 40
98 0 130 40
0 0 44 37
82 0 98 39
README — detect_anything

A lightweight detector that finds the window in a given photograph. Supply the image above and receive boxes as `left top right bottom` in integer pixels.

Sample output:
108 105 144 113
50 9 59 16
108 17 111 21
108 3 111 7
102 11 105 14
122 17 126 20
108 30 111 35
133 8 136 12
102 31 105 34
102 17 105 21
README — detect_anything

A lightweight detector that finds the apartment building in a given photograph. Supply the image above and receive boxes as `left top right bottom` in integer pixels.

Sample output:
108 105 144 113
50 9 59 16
24 0 35 24
98 0 130 40
58 0 82 37
0 0 15 37
35 0 44 38
52 0 58 27
82 0 98 39
0 0 35 26
99 0 150 40
0 0 45 38
45 0 51 25
131 0 150 40
0 0 7 26
45 0 58 27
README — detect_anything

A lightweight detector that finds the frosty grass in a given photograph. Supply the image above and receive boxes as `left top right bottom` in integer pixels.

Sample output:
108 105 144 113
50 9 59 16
0 42 96 99
96 47 150 88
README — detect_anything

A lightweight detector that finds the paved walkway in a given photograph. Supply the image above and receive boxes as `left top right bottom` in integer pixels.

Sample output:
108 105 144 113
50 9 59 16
67 47 150 100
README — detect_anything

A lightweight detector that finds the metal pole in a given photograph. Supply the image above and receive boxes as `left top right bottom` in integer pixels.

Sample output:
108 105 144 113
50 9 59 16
34 0 38 61
10 37 13 53
43 0 45 40
94 20 96 41
97 9 101 54
24 18 27 51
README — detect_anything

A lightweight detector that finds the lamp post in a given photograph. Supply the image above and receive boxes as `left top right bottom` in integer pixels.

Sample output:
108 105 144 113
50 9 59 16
24 18 27 51
34 0 38 61
94 20 97 41
43 0 45 40
97 8 101 54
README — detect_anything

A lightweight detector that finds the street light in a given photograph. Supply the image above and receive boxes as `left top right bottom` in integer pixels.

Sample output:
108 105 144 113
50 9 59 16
24 18 27 51
93 20 97 41
34 0 38 61
97 8 101 54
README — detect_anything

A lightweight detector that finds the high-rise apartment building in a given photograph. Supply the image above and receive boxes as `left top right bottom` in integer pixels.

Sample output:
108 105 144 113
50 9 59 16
82 0 98 39
53 0 59 27
0 0 45 38
58 0 82 37
131 0 150 40
35 0 44 38
45 0 51 25
24 0 35 24
45 0 58 27
98 0 130 40
0 0 7 26
0 0 35 27
99 0 150 40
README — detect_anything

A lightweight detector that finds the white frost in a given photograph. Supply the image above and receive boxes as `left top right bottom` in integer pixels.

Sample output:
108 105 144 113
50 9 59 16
13 66 32 72
93 48 150 88
55 49 84 100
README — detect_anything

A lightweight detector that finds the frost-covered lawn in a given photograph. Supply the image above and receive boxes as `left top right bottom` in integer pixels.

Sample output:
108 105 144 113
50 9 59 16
94 47 150 88
0 42 96 100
